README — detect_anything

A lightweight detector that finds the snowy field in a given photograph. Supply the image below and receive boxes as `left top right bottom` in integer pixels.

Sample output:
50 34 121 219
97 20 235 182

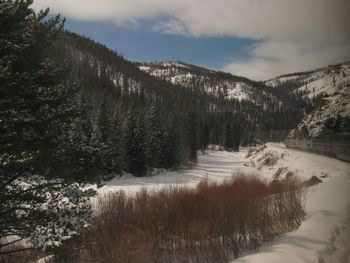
91 144 350 263
95 148 251 197
234 143 350 263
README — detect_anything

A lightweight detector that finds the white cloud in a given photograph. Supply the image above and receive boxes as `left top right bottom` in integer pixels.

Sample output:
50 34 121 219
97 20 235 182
32 0 350 80
153 19 189 36
224 41 350 80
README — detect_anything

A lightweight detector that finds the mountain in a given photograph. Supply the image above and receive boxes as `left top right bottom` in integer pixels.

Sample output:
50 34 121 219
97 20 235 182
53 32 305 135
136 61 308 139
136 61 307 112
45 31 312 179
48 31 350 180
266 62 350 137
137 61 258 101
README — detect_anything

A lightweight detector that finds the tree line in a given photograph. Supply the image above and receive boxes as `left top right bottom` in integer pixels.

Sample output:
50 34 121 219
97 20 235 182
44 31 306 179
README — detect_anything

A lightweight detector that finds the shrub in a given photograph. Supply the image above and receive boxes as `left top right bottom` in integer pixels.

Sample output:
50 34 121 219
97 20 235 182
54 173 305 263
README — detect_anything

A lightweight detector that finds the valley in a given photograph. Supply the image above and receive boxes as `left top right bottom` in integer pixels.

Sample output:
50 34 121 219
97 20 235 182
1 1 349 262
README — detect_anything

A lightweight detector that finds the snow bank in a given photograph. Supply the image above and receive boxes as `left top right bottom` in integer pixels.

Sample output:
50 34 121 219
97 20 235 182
234 144 350 263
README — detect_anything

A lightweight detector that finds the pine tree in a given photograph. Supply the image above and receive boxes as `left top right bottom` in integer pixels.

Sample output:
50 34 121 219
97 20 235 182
185 111 199 161
162 118 184 168
232 121 241 151
104 110 125 176
126 110 147 177
224 122 234 151
0 1 65 171
0 1 94 253
146 105 162 169
199 120 210 152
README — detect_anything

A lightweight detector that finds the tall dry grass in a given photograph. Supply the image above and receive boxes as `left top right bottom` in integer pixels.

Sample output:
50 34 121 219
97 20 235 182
54 173 305 263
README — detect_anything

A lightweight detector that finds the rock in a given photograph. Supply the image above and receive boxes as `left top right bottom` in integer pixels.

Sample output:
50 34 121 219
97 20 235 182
304 175 322 187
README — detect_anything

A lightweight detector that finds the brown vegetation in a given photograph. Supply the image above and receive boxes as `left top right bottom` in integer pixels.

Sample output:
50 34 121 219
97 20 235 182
53 173 305 263
0 239 45 263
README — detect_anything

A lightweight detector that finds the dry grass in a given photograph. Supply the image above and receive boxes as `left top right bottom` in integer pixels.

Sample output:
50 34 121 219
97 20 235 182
53 173 305 263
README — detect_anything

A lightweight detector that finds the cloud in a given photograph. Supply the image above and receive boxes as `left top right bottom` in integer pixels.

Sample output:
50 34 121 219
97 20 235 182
224 41 350 80
32 0 350 79
153 19 189 36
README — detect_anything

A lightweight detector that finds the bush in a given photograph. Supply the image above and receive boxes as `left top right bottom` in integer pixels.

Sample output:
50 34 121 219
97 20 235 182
54 173 305 263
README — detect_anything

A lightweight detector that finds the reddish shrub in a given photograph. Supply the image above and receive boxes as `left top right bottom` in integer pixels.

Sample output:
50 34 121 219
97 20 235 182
54 173 305 263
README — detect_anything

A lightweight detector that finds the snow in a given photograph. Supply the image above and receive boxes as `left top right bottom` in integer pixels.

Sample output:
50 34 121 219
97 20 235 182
138 66 150 72
265 75 300 88
137 62 266 103
265 63 350 93
95 149 251 197
159 62 190 69
226 82 249 101
270 62 350 137
36 255 54 263
233 143 350 263
296 64 350 100
293 86 350 137
93 144 350 262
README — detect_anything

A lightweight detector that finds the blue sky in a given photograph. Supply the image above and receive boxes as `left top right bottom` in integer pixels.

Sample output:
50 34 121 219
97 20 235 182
33 0 350 80
64 18 256 71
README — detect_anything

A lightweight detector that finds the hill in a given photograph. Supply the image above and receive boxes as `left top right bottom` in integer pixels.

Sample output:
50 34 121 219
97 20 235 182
266 62 350 137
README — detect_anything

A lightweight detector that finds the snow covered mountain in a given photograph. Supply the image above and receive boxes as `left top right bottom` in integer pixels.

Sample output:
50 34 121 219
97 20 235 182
139 60 350 138
136 61 302 111
266 62 350 100
138 61 251 101
266 62 350 137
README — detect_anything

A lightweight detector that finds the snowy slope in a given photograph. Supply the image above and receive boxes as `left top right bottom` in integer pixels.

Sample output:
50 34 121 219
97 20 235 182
92 144 350 263
266 63 350 100
267 62 350 137
292 86 350 137
295 63 350 100
236 143 350 263
137 61 272 103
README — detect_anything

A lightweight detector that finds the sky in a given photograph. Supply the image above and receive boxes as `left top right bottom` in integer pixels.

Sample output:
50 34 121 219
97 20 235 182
32 0 350 81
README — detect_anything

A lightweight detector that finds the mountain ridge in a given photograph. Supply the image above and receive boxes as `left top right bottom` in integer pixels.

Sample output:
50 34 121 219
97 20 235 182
265 62 350 137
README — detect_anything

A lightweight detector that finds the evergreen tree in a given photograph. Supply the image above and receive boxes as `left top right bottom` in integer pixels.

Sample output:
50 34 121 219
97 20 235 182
199 120 210 152
0 1 94 253
126 110 147 177
146 105 163 169
185 111 199 161
224 122 234 151
103 110 125 176
0 0 66 172
232 121 241 151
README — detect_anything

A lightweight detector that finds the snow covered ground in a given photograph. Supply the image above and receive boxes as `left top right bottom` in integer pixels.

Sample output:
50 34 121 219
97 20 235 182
234 143 350 263
92 144 350 263
95 148 251 197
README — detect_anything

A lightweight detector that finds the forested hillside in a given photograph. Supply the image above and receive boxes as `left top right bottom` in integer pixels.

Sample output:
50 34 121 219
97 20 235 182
47 32 309 179
136 61 308 113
